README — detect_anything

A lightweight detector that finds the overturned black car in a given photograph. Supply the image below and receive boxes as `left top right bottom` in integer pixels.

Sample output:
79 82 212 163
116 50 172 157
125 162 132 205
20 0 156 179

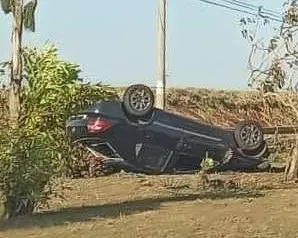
66 84 270 175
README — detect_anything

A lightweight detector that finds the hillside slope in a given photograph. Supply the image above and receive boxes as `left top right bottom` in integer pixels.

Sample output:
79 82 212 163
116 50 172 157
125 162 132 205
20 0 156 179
165 88 298 127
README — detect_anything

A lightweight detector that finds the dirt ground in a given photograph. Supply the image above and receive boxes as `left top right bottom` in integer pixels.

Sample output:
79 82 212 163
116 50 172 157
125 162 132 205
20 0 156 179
1 172 298 238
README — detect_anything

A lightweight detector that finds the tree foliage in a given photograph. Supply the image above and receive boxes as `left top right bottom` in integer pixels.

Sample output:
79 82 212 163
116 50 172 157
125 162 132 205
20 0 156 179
0 45 118 218
240 1 298 182
0 0 11 14
240 1 298 93
1 0 38 31
23 0 37 32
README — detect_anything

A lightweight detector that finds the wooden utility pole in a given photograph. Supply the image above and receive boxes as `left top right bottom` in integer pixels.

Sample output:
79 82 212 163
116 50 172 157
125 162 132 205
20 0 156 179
9 0 23 128
156 0 166 110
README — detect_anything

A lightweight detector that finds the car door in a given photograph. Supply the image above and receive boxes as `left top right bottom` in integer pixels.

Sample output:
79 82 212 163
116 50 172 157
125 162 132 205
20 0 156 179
106 119 142 163
134 122 177 173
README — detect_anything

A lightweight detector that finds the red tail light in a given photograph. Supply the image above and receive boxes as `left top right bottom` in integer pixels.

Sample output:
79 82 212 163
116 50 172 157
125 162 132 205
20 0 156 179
87 117 112 133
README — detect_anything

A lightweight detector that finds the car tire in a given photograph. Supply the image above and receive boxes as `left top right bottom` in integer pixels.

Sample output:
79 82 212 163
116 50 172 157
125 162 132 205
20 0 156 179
234 120 264 152
122 84 155 118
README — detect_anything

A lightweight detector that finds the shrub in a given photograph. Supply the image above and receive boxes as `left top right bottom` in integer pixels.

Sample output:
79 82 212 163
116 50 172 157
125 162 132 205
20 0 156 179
0 44 118 218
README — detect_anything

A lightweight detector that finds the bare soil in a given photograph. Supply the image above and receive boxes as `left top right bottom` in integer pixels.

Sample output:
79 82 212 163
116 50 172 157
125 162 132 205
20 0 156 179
1 172 298 238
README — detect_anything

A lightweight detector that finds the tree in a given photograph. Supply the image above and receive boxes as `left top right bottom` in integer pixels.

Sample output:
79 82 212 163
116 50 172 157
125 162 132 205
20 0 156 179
240 1 298 181
240 1 298 93
0 45 118 219
1 0 38 127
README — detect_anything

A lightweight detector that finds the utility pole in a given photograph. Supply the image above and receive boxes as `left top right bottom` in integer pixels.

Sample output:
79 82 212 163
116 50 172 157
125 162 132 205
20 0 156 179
156 0 166 110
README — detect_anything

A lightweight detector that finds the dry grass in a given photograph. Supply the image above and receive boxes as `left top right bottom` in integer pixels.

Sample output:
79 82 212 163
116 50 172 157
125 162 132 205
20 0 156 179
2 173 298 238
166 88 298 127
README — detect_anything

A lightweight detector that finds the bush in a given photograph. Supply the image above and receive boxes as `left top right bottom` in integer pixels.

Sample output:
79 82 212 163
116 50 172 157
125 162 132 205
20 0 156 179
0 45 118 218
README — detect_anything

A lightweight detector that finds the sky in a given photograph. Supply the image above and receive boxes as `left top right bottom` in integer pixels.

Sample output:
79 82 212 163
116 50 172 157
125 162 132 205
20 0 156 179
0 0 284 90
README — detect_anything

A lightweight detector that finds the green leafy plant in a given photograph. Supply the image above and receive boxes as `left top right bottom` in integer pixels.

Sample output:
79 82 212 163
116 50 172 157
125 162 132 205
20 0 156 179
0 44 118 218
200 152 218 171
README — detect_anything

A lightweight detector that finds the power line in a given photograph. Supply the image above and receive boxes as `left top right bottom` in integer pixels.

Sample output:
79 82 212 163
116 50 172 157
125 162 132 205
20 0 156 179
229 0 281 19
231 0 280 15
219 0 257 12
198 0 282 23
199 0 282 22
218 0 281 19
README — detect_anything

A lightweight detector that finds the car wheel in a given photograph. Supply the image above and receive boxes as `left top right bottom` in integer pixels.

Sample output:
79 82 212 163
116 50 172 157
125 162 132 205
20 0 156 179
234 120 264 152
122 84 155 118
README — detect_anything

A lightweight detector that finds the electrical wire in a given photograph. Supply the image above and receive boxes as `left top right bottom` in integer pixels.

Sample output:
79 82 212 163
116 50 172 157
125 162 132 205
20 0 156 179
219 0 257 12
193 0 285 84
200 0 282 22
198 0 282 23
218 0 281 19
230 0 280 15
